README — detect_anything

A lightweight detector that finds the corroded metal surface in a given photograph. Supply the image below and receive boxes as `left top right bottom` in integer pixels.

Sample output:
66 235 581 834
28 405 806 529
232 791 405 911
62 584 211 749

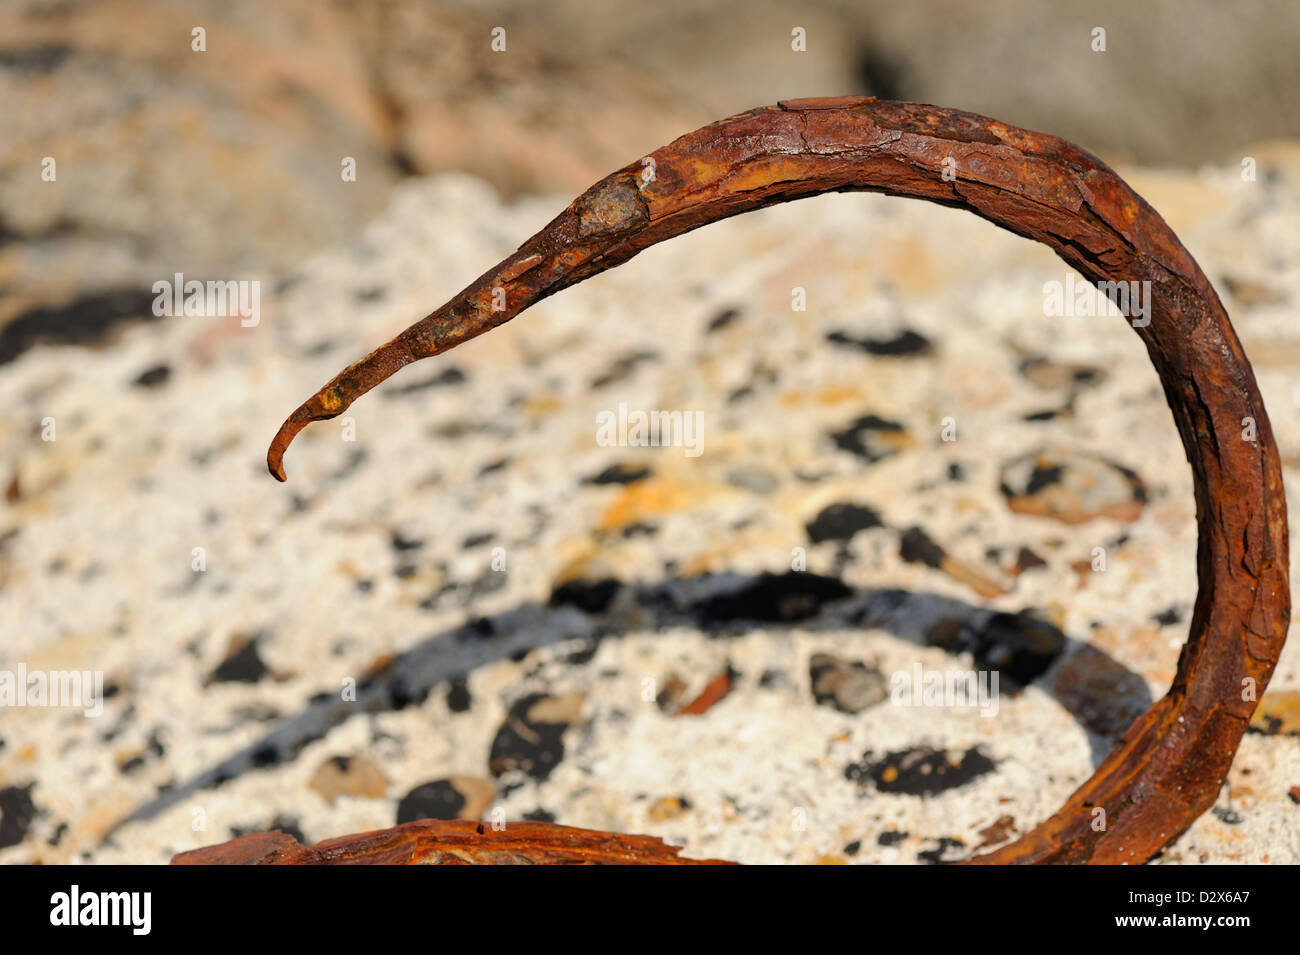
171 819 732 865
267 97 1289 864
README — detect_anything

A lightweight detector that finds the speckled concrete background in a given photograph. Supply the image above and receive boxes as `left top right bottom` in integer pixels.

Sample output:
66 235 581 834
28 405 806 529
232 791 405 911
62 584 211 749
1 0 1298 865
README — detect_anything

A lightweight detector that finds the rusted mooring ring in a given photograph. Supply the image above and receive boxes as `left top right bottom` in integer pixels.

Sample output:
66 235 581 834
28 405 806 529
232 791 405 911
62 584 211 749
268 97 1289 864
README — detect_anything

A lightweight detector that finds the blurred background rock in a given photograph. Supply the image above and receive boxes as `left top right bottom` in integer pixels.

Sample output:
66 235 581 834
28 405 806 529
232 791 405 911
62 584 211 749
1 0 1298 362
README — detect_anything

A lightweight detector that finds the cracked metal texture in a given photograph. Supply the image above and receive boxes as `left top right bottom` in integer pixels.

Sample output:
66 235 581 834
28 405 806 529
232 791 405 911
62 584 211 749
266 97 1289 865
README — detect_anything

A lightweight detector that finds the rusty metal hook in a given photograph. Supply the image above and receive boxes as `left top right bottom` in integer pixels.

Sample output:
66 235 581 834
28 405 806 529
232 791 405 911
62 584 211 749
266 97 1289 864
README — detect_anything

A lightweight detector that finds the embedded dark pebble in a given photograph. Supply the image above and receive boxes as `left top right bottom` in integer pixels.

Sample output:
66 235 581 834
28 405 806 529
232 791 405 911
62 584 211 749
805 502 884 543
826 328 934 357
250 744 282 767
828 414 909 463
899 526 945 568
0 288 159 364
382 365 467 396
1013 546 1048 573
420 585 453 610
758 668 788 689
131 363 171 388
1017 356 1105 391
421 566 506 613
100 704 137 744
206 635 270 685
563 643 600 666
354 286 386 302
694 572 851 625
947 462 965 481
590 349 658 388
478 457 509 477
972 611 1066 686
446 676 472 713
843 840 862 856
845 746 997 796
1025 463 1063 495
549 578 622 614
118 732 167 779
583 463 652 485
0 785 38 849
620 521 658 538
1245 707 1294 736
809 653 888 714
0 43 73 74
462 531 495 548
1212 807 1244 825
706 307 742 332
877 830 908 847
1154 605 1183 626
488 694 575 781
523 808 557 823
390 529 424 551
207 769 239 789
1023 407 1064 421
385 674 431 711
397 780 466 823
1000 450 1146 524
926 610 1066 687
656 674 688 713
918 836 968 865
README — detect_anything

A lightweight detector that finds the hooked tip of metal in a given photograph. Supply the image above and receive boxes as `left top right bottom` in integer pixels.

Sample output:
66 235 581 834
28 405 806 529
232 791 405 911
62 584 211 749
267 409 317 482
268 387 357 480
266 424 294 482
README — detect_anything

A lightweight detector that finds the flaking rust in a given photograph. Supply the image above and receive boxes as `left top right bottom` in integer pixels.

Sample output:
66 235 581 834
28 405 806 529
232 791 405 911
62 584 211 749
172 819 732 865
265 97 1289 865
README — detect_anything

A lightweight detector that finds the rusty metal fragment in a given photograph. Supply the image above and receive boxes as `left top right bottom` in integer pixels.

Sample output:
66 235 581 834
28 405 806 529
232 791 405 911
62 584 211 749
267 97 1289 864
171 819 732 865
